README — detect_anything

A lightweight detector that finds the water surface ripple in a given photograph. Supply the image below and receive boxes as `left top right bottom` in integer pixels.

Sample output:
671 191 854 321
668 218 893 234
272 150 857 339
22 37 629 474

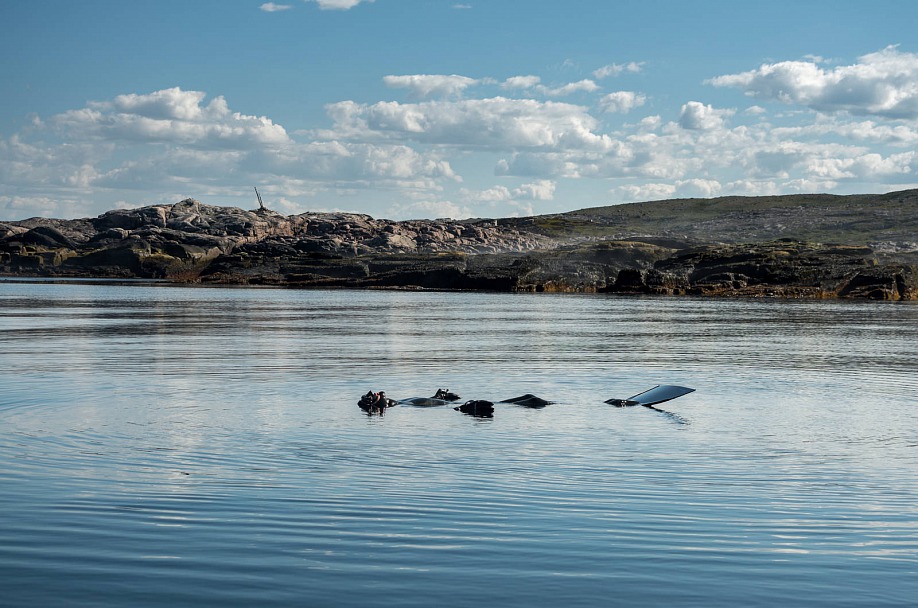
1 281 916 607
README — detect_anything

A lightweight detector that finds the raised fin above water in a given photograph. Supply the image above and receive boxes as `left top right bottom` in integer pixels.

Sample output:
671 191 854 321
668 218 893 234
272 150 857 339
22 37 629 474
604 385 695 407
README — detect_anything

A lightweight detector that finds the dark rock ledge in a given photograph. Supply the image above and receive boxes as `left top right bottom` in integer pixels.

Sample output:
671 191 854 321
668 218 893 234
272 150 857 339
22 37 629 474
1 199 915 300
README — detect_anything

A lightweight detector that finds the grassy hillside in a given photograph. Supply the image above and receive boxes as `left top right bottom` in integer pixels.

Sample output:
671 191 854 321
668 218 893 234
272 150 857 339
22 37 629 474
520 189 918 248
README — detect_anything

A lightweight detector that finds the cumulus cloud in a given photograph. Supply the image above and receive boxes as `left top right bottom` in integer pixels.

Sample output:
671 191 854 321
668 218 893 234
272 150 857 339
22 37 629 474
501 75 541 90
260 3 293 11
599 91 646 114
805 151 914 180
0 194 96 220
709 45 918 119
611 182 677 202
50 87 291 148
612 178 721 201
387 199 473 220
315 82 916 197
0 87 471 220
678 101 735 130
515 179 556 200
323 97 621 153
383 74 480 98
5 46 918 222
770 118 918 146
677 178 723 197
593 62 644 79
539 79 600 97
461 179 556 202
457 181 554 217
501 75 606 98
255 140 457 184
305 0 374 10
461 185 513 202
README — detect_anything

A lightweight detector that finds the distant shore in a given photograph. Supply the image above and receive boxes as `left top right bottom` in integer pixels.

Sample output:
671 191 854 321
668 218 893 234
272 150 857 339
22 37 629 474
2 192 916 300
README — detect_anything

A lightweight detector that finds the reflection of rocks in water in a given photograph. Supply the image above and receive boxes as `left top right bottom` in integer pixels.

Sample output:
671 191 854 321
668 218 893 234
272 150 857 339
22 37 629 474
499 394 553 408
454 400 494 418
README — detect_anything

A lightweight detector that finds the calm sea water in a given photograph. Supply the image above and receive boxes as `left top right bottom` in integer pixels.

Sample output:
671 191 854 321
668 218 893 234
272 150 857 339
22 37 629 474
1 279 916 607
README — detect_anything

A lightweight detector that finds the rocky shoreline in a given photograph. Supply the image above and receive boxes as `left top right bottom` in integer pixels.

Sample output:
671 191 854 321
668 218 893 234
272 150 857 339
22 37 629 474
2 197 916 300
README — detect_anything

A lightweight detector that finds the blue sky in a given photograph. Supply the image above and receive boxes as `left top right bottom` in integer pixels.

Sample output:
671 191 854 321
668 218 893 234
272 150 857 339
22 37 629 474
2 1 917 220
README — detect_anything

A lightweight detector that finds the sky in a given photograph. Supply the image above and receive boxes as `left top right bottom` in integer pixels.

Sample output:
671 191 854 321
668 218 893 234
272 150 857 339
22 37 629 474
2 1 917 221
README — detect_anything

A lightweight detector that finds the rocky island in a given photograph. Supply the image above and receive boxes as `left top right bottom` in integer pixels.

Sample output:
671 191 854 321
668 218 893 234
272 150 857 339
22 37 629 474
2 190 916 299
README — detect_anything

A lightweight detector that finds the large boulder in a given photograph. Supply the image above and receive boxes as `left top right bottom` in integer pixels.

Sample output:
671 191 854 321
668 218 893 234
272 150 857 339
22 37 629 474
838 266 917 300
603 240 916 299
61 240 152 276
17 226 76 249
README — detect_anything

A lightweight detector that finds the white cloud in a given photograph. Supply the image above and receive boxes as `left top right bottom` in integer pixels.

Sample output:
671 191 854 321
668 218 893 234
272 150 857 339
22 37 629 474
805 151 914 180
0 87 469 219
678 101 734 130
5 46 918 222
676 178 723 198
501 75 541 90
593 62 644 79
771 118 918 146
461 179 556 202
462 185 513 202
639 115 662 130
722 180 782 196
49 87 291 148
319 83 915 197
499 74 607 99
305 0 374 10
256 140 458 183
600 91 647 114
496 154 572 178
383 74 480 98
783 178 841 192
0 194 88 220
612 178 721 201
260 3 293 11
324 97 621 153
709 45 918 119
611 182 676 202
539 79 600 97
387 199 472 220
452 3 472 8
514 179 556 200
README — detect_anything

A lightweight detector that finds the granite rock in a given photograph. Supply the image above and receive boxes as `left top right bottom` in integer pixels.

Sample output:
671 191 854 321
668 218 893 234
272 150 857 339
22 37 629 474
2 198 915 299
